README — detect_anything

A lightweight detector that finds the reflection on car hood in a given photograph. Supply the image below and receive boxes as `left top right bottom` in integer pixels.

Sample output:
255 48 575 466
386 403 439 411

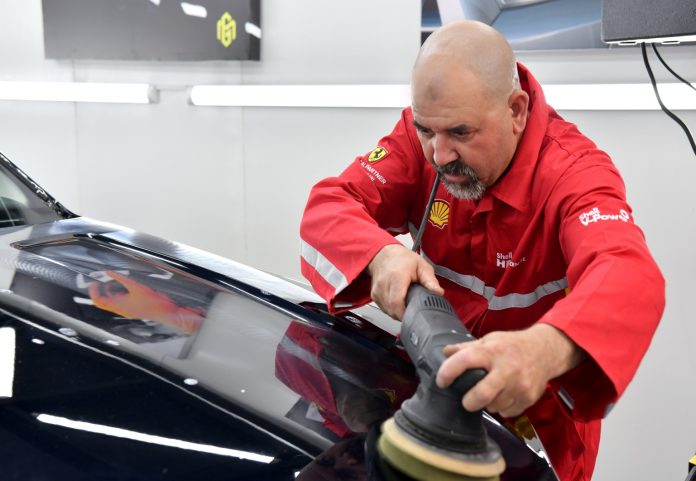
0 217 406 446
0 216 558 481
8 217 324 301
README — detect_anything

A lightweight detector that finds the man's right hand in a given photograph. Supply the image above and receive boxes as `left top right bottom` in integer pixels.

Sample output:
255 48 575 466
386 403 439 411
367 244 444 320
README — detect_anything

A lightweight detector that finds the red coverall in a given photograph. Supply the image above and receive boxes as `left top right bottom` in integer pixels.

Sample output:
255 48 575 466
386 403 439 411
299 64 665 481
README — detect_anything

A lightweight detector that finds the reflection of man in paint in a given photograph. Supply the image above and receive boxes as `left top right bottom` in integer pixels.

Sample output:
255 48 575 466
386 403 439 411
9 238 215 347
88 271 204 334
275 321 416 439
295 435 368 481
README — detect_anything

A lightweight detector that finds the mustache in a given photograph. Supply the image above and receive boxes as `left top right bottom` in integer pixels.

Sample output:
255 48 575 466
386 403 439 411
436 160 480 181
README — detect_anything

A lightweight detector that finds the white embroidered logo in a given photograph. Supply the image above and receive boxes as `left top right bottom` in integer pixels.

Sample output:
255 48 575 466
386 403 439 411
579 207 630 226
496 251 526 269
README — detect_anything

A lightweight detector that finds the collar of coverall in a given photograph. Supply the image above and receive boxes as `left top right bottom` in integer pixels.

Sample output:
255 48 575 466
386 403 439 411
486 62 550 213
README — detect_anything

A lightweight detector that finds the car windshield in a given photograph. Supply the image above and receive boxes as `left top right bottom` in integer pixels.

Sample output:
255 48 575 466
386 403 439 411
0 156 67 227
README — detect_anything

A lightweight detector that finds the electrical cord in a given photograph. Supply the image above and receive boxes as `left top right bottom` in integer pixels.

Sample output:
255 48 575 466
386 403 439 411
651 44 696 92
640 43 696 157
411 172 441 253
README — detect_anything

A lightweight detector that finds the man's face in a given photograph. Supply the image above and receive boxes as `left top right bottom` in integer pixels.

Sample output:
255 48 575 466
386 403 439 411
412 69 520 201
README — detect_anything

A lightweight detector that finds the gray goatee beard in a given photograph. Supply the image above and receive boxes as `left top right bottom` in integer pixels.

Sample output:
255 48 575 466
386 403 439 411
438 161 486 201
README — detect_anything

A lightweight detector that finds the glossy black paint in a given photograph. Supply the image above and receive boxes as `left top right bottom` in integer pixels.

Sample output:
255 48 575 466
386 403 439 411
0 152 558 480
2 309 309 480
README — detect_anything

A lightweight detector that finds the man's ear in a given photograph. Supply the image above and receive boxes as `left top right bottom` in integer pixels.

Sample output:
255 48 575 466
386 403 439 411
509 90 529 135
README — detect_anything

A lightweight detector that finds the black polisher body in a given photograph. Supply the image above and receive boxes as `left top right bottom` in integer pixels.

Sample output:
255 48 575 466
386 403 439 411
399 287 487 453
384 284 505 476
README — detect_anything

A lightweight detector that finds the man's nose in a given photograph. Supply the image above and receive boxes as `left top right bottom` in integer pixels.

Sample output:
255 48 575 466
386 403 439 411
432 134 457 167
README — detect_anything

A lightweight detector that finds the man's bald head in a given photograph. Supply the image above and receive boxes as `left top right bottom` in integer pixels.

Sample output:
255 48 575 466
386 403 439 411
413 21 519 105
410 21 530 200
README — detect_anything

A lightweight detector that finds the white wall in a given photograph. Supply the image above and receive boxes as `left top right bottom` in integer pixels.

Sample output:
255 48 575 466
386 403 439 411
0 1 695 480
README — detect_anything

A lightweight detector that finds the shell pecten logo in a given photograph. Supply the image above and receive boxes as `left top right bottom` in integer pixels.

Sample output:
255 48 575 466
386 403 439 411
428 200 450 229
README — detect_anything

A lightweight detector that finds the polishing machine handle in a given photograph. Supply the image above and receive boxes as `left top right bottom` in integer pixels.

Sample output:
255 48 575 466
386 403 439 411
402 284 486 398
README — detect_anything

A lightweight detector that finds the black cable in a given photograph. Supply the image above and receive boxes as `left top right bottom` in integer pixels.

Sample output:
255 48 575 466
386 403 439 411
651 44 696 92
641 43 696 157
411 172 441 253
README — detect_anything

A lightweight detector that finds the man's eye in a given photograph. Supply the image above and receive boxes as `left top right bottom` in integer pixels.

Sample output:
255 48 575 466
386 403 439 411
451 130 470 138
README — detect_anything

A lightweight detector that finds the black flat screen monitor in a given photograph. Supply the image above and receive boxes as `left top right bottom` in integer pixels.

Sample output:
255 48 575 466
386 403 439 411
602 0 696 44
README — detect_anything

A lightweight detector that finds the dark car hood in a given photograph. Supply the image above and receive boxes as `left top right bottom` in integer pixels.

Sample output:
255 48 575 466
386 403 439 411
0 216 326 303
0 217 407 451
0 217 557 481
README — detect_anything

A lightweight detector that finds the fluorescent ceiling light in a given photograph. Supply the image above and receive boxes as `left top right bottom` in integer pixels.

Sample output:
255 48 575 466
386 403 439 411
36 413 274 463
189 85 411 108
190 83 696 110
0 81 158 104
544 83 696 110
0 327 15 398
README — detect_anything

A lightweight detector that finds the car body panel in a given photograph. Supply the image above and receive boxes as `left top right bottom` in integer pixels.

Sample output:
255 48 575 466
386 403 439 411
0 152 558 480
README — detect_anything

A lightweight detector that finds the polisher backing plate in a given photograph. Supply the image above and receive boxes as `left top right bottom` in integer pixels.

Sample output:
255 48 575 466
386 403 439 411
378 418 505 480
377 442 499 481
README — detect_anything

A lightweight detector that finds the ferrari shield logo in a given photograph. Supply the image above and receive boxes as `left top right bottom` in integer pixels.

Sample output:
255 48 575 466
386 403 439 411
367 146 388 163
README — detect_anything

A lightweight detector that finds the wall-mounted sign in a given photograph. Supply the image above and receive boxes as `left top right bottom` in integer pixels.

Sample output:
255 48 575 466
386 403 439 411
42 0 261 61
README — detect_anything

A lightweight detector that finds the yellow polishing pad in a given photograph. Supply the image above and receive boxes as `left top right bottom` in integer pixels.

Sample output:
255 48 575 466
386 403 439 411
378 418 505 480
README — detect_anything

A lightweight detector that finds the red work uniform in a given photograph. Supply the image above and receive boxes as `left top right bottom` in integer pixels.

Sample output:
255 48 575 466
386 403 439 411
299 64 665 481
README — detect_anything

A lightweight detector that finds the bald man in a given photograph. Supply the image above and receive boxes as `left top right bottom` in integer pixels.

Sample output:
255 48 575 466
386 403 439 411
300 21 664 481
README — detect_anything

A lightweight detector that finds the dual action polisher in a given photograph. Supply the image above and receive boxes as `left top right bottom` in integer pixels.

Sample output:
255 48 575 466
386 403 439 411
377 285 505 481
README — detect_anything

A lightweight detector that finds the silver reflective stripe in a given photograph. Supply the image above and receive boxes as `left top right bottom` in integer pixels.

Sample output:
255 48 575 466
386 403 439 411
487 277 568 311
300 240 349 293
423 253 568 310
487 278 568 310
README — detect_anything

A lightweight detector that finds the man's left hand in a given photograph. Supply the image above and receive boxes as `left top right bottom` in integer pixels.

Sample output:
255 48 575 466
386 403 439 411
435 323 586 418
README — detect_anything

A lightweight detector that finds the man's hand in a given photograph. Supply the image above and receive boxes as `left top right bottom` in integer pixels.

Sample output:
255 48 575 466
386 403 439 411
436 323 586 418
368 244 444 319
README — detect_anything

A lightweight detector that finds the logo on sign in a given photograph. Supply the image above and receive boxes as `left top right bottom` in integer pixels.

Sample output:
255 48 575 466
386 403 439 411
217 12 237 48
